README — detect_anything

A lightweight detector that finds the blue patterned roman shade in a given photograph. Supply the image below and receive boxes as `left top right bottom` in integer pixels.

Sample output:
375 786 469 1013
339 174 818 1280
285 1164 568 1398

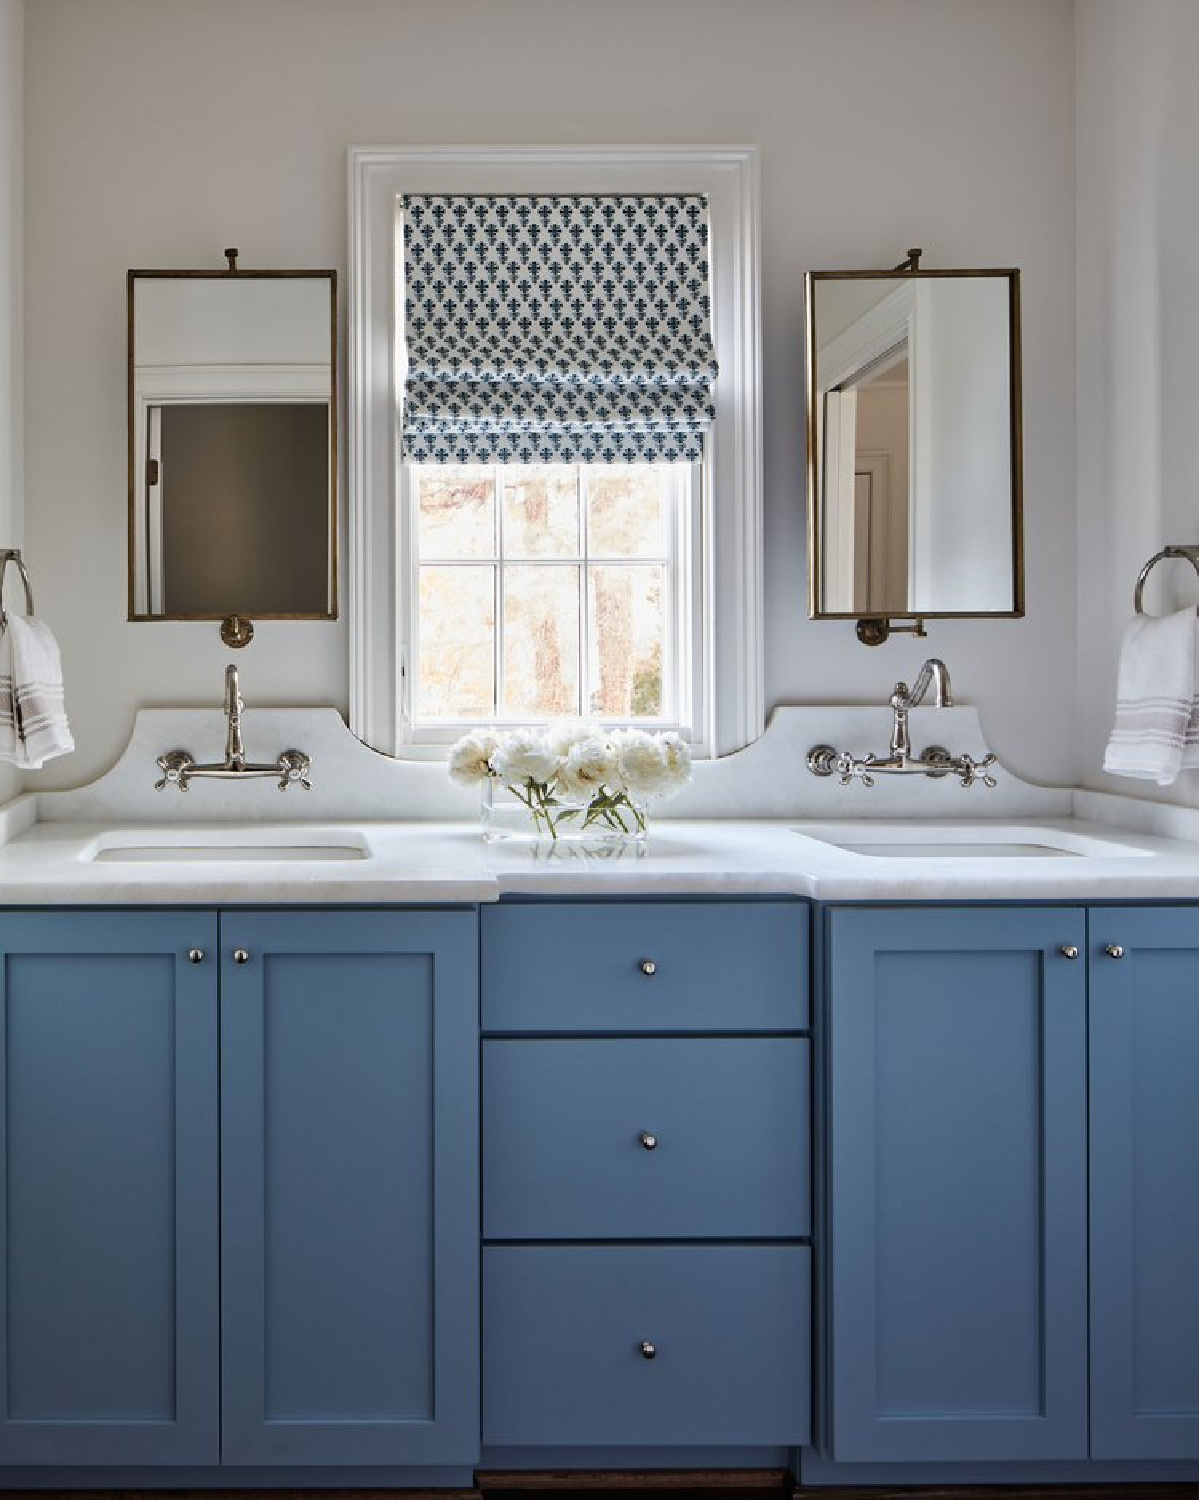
400 194 718 465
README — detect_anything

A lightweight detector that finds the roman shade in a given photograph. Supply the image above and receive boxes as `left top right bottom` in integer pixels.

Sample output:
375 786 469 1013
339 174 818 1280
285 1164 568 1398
400 194 718 465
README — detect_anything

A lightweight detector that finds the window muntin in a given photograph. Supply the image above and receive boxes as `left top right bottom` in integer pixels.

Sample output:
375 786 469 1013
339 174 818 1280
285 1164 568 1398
405 461 692 736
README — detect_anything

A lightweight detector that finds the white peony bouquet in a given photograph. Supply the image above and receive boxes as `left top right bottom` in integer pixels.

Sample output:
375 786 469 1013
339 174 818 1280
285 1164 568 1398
449 723 692 840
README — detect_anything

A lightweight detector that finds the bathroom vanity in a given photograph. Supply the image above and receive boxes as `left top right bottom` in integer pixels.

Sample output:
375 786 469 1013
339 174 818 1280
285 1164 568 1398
0 888 1196 1494
0 706 1197 1492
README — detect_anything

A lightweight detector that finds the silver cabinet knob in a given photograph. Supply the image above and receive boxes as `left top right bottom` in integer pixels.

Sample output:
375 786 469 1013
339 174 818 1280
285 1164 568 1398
188 948 205 964
639 1340 656 1360
233 949 251 965
639 1132 658 1151
1059 945 1079 960
1105 944 1125 960
639 959 657 977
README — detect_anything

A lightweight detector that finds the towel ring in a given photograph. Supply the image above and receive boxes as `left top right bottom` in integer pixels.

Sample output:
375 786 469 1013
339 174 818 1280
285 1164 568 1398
1134 545 1199 616
0 550 34 628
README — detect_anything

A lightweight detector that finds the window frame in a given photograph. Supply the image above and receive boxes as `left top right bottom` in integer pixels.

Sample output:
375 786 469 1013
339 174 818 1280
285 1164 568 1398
348 145 762 759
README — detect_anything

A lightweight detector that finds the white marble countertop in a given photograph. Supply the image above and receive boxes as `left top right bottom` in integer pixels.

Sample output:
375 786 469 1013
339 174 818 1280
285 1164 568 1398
5 701 1199 903
2 812 1199 904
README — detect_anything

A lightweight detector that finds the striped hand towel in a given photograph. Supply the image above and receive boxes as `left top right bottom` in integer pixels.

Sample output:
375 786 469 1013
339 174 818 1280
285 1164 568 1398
0 615 74 769
1103 608 1199 785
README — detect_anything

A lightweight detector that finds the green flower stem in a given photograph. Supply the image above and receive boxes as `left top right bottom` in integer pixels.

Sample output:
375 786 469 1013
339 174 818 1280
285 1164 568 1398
500 778 646 841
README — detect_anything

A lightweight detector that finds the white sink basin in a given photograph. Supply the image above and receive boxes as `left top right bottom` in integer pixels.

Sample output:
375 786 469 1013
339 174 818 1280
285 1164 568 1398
82 830 372 864
793 822 1154 859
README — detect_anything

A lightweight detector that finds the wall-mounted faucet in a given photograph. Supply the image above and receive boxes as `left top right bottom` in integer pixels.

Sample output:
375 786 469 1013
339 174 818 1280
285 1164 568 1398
155 664 312 792
808 658 997 789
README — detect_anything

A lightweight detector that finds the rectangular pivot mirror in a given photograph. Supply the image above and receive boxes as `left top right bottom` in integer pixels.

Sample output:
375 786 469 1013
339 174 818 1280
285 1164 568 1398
128 269 337 621
806 267 1022 631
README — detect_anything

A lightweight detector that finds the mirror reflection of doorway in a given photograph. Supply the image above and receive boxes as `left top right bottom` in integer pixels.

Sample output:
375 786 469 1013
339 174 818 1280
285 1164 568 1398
852 351 909 613
823 346 910 614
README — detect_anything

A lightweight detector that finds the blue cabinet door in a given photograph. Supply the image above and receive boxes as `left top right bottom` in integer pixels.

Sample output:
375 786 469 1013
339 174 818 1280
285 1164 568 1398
0 911 219 1464
826 906 1088 1462
219 910 479 1466
1090 906 1199 1459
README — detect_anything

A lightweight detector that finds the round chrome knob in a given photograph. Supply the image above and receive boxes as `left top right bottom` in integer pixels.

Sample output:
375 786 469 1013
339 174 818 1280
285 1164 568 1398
188 948 204 964
639 1132 658 1151
1104 944 1125 960
1059 945 1079 960
639 959 657 977
639 1340 656 1360
233 949 251 965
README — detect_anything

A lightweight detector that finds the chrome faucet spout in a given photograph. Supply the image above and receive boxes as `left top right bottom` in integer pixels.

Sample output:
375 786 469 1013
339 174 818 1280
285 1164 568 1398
888 658 954 758
223 664 245 770
909 657 954 709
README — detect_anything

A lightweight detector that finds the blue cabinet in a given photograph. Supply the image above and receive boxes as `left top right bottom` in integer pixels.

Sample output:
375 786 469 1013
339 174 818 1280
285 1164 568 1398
825 906 1089 1463
0 906 479 1473
481 899 812 1451
0 912 220 1465
220 909 479 1466
1090 907 1199 1459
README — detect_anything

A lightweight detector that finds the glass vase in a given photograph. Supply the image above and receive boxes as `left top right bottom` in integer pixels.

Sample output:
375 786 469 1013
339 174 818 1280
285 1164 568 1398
480 778 649 846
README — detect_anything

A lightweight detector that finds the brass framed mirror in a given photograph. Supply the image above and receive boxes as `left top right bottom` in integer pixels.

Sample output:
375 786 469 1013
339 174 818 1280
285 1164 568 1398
805 255 1022 644
127 254 337 642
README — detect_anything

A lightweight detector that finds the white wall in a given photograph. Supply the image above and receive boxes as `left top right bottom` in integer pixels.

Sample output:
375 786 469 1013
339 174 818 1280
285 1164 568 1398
1076 0 1199 805
23 0 1078 788
0 0 21 805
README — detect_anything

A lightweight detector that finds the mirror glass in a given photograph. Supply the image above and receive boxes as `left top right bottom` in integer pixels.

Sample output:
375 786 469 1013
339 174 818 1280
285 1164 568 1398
806 270 1021 623
128 272 337 620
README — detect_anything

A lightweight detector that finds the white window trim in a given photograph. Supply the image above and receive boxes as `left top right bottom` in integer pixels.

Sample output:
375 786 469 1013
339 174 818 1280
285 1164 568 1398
347 144 763 759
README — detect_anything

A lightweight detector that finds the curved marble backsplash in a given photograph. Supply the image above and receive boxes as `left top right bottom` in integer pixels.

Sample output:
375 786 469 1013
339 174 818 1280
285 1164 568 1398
29 705 1070 825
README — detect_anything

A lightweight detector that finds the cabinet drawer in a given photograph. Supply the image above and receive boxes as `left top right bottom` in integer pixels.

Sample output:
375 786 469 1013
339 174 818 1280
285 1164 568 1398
482 902 807 1033
483 1244 811 1446
483 1038 809 1239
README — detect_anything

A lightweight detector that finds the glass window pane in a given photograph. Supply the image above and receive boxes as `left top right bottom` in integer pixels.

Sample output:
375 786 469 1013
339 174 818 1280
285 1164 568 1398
588 564 666 718
417 565 494 718
417 464 494 560
502 564 580 718
586 465 669 558
502 466 580 558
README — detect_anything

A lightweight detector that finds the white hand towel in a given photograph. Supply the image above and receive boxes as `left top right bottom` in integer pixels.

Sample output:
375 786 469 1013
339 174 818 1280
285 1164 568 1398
1103 608 1197 785
5 615 73 769
0 625 17 765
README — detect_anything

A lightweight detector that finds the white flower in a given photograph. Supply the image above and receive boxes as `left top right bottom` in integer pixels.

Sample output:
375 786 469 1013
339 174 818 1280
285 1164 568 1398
490 728 562 788
558 733 621 800
544 720 597 758
659 731 692 792
448 729 498 786
615 729 671 798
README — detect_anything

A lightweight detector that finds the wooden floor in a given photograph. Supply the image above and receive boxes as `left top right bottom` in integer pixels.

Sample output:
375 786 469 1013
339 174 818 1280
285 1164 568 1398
481 1476 1199 1498
7 1484 1199 1499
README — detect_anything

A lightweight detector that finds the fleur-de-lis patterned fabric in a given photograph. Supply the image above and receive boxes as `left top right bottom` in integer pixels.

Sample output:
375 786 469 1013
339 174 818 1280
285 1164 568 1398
400 194 718 464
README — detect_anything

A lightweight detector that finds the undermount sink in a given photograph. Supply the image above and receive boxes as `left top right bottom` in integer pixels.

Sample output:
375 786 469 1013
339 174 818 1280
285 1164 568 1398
81 830 372 864
792 822 1155 860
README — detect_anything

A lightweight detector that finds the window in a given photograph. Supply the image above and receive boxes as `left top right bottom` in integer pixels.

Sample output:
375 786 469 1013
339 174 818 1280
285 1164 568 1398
349 147 762 758
409 460 694 734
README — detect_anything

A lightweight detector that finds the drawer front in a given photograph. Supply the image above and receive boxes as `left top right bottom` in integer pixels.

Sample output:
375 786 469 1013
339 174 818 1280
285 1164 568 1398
482 902 808 1033
483 1244 811 1446
484 1037 809 1239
